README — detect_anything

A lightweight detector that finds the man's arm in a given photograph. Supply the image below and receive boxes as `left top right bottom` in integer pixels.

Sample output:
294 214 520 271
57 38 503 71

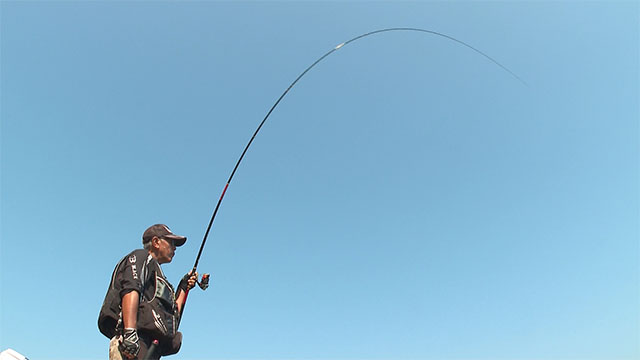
119 290 141 359
117 250 147 359
176 272 198 313
121 290 139 329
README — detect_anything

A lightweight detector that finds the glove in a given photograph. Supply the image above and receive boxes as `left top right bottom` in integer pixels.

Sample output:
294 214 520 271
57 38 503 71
119 328 140 359
178 271 198 292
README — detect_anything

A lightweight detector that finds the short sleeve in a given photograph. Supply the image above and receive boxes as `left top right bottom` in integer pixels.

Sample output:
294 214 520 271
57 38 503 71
118 249 148 297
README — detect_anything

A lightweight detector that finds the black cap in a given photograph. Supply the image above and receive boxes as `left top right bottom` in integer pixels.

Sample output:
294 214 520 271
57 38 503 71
142 224 187 247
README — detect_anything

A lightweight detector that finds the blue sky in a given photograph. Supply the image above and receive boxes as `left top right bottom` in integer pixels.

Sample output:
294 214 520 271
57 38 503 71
1 1 638 360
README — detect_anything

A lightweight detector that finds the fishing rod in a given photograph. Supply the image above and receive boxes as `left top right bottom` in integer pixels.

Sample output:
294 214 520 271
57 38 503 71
164 28 526 356
194 26 525 270
192 26 525 274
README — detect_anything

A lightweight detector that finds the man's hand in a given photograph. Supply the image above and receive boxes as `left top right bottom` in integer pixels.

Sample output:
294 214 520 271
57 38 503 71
178 271 198 292
119 328 140 359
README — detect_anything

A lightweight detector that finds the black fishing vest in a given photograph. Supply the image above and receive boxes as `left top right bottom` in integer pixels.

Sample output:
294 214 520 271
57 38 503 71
98 250 180 342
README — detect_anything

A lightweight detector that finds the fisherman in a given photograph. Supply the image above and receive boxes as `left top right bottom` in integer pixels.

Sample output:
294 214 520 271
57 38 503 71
99 224 198 360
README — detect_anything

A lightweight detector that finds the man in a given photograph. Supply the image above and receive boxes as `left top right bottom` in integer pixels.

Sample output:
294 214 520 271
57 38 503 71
99 224 198 360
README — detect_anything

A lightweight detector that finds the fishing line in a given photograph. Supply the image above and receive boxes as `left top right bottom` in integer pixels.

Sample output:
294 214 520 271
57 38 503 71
191 27 526 274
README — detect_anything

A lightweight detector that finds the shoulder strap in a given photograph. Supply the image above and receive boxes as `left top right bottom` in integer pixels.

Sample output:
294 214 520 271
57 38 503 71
139 254 154 302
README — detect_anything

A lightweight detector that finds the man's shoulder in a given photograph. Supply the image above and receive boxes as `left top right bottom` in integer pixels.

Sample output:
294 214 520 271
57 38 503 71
114 249 148 270
125 248 148 261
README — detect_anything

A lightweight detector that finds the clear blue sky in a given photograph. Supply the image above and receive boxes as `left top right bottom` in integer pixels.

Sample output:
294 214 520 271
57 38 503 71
1 1 638 360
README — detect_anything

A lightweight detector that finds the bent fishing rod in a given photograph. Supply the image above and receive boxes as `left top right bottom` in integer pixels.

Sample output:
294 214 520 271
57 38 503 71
178 25 526 324
142 26 526 360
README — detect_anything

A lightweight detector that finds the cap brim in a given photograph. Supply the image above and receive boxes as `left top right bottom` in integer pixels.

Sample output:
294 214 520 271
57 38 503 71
165 234 187 247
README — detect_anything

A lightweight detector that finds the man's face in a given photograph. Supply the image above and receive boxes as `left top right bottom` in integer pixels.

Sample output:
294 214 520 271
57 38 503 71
155 236 176 264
